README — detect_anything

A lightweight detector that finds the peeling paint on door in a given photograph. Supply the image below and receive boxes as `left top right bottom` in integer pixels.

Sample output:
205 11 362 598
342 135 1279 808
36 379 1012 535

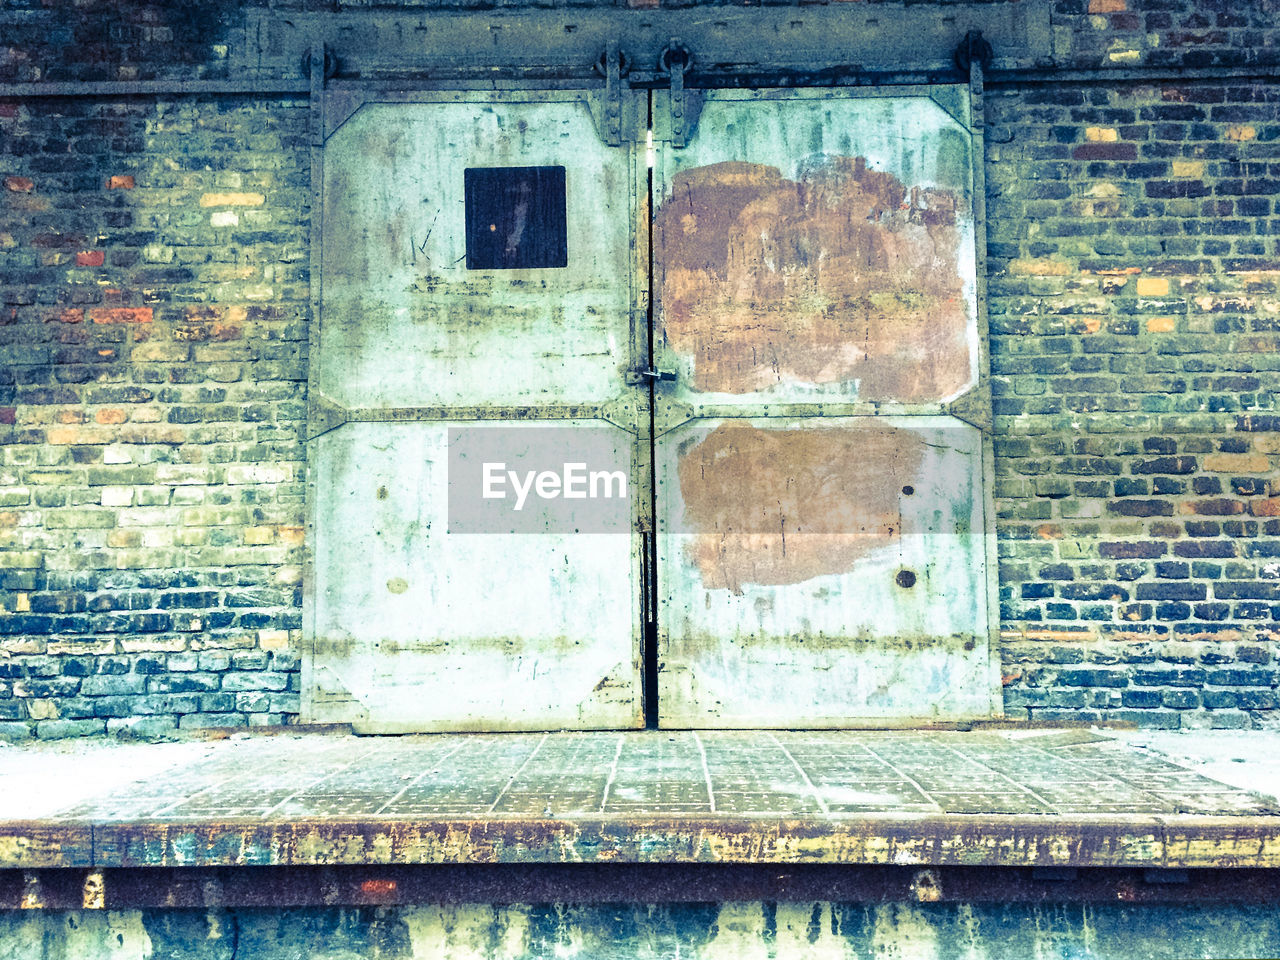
659 417 991 726
653 90 980 408
675 420 927 593
655 158 971 401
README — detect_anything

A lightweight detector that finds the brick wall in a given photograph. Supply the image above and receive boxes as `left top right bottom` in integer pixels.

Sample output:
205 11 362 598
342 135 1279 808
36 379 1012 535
1 0 1279 737
0 0 238 83
987 76 1280 728
0 96 310 737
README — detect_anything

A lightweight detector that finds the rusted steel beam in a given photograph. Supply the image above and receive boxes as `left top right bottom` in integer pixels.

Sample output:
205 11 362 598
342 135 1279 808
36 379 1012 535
0 864 1276 909
3 64 1277 103
0 823 94 870
69 816 1280 871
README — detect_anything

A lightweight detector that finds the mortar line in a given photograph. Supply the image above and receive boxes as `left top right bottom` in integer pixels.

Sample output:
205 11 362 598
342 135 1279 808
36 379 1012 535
599 733 626 813
372 738 476 816
862 743 940 812
692 731 716 813
939 743 1056 808
768 732 830 816
152 742 365 818
259 744 386 818
488 733 550 814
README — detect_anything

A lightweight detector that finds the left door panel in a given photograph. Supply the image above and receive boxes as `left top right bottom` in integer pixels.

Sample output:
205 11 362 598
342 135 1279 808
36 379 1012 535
305 92 645 731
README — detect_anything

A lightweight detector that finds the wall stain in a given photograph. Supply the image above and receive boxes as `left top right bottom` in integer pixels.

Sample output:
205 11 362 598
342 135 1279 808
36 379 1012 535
655 157 972 401
8 902 1280 960
677 421 925 592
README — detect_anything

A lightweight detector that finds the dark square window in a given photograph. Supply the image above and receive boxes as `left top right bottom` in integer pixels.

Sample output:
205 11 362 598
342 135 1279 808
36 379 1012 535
464 165 567 270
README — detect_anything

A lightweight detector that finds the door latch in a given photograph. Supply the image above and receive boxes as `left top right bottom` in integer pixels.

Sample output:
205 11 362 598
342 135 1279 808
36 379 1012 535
627 368 677 385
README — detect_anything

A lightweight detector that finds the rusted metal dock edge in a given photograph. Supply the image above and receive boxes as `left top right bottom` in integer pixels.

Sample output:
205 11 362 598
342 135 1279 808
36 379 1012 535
7 814 1280 871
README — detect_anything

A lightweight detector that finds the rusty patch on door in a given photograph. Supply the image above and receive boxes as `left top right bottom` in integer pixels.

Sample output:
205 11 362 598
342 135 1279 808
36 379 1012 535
655 158 971 401
676 421 925 593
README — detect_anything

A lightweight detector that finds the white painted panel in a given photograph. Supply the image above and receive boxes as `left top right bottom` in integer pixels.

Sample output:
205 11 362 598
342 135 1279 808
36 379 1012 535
311 421 641 731
657 416 990 726
320 97 635 409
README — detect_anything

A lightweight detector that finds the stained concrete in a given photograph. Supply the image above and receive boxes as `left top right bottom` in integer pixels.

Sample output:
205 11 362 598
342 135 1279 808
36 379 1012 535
6 728 1275 822
4 902 1280 960
1 728 1279 870
4 730 1280 956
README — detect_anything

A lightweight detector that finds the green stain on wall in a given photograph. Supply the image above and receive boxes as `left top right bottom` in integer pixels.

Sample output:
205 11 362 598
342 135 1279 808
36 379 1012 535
2 903 1279 960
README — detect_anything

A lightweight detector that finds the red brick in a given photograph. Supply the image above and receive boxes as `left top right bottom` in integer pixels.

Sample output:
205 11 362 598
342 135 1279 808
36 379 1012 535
106 175 135 190
1181 498 1246 516
4 176 33 193
75 250 105 267
0 408 15 425
89 307 153 324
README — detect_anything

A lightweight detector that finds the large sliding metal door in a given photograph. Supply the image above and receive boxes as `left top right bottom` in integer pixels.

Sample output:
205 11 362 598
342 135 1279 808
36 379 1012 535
651 88 998 726
304 82 998 731
305 89 648 731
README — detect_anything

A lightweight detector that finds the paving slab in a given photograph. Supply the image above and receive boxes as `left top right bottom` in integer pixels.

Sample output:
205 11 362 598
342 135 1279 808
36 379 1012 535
1 728 1278 869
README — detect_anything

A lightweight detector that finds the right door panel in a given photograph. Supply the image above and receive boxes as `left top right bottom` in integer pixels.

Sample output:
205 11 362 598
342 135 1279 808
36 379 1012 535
653 88 995 726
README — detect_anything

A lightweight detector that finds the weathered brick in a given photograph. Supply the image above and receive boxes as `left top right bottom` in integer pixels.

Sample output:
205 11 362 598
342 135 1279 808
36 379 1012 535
179 713 246 730
89 307 153 324
2 29 1278 739
221 672 288 692
1203 453 1270 472
1133 669 1207 687
107 716 178 739
1132 456 1196 475
79 675 146 697
1135 582 1207 601
35 719 106 739
1057 669 1129 688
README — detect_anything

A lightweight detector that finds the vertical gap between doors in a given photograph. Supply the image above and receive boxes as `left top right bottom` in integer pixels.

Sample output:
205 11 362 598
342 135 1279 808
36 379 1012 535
643 94 661 729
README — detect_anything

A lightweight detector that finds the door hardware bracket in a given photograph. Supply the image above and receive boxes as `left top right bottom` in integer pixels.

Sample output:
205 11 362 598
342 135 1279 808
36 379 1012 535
307 394 350 441
658 40 693 148
596 42 628 147
653 398 695 437
945 381 992 432
601 394 643 435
